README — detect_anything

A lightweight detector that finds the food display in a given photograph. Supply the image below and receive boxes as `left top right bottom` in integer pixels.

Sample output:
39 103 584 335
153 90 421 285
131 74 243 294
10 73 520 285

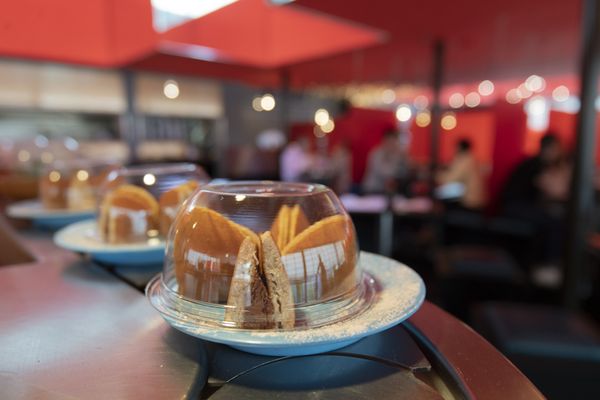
158 180 199 236
98 184 160 244
97 163 208 244
39 161 116 211
156 181 370 331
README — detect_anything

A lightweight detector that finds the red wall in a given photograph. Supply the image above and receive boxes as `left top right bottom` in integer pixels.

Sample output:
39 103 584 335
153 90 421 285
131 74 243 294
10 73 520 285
287 105 600 203
409 110 495 166
488 103 528 209
292 107 498 184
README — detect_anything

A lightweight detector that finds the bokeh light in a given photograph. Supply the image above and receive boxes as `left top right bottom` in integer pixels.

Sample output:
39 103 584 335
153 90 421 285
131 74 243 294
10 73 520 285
441 113 457 130
449 93 464 109
395 104 412 122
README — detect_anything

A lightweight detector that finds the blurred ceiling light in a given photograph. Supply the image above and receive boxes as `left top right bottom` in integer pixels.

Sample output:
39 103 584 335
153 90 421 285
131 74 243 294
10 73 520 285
517 83 532 99
41 152 54 164
76 170 89 181
413 95 429 110
478 80 494 96
256 129 286 149
381 89 396 104
35 135 49 148
506 89 521 104
235 194 246 202
525 96 550 131
147 229 160 239
552 85 570 102
465 92 481 108
49 171 61 183
321 119 335 133
553 96 581 114
260 94 276 111
395 104 412 122
314 108 330 126
525 75 545 92
449 93 464 109
415 111 431 127
143 173 157 186
63 137 79 151
252 96 263 111
151 0 238 31
152 0 238 17
526 96 548 116
17 150 30 162
441 113 457 130
163 80 180 99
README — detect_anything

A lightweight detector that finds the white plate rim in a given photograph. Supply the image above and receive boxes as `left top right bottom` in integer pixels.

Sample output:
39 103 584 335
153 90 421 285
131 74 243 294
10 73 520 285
147 252 426 348
54 219 166 254
7 199 95 219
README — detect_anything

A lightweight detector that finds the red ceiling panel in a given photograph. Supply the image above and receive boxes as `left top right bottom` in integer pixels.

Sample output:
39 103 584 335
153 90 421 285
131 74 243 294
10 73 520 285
0 0 112 65
108 0 157 65
0 0 156 67
0 0 584 88
160 0 383 68
290 0 581 85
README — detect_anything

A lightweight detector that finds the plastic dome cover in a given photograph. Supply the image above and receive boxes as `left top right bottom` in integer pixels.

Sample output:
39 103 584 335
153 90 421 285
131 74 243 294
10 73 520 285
97 163 209 244
39 159 119 211
155 181 374 330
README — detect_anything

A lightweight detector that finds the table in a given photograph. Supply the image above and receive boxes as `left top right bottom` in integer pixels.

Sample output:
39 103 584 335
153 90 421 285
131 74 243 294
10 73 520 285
340 194 437 257
0 217 544 399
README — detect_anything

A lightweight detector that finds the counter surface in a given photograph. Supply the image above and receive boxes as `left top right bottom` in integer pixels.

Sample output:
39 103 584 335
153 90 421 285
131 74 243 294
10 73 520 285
0 219 544 399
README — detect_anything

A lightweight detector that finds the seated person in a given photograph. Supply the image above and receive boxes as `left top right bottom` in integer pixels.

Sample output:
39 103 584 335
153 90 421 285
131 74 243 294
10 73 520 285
499 133 568 285
437 138 485 210
362 130 408 194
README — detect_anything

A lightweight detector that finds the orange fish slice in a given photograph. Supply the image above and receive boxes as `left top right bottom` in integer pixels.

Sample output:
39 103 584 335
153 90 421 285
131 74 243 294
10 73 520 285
159 180 199 209
103 184 159 214
99 184 159 243
159 180 199 236
289 204 310 242
282 214 350 255
174 206 259 301
271 205 289 250
271 204 310 250
173 206 258 258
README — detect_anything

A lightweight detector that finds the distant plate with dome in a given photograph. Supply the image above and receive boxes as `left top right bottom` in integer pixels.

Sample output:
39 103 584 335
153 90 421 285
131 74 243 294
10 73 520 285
54 219 166 266
7 199 96 230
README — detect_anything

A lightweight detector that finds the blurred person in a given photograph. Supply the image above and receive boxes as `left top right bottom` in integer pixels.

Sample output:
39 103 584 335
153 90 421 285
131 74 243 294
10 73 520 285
329 140 353 194
500 133 567 285
280 136 313 182
501 133 564 211
362 129 408 194
437 138 485 210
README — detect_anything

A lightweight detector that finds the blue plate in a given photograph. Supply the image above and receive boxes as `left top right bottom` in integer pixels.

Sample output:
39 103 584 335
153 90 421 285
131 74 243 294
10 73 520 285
7 200 96 230
147 252 426 356
54 219 166 267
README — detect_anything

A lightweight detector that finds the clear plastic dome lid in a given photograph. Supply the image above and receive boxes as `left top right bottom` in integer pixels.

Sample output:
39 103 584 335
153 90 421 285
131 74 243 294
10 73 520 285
97 163 209 244
155 181 373 330
12 136 81 175
39 159 119 211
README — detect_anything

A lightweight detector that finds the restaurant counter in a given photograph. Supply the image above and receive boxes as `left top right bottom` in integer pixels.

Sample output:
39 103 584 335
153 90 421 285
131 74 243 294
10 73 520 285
0 218 544 399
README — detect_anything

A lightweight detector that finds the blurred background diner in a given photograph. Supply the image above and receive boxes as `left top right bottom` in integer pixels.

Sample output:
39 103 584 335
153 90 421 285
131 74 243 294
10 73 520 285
0 0 599 398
